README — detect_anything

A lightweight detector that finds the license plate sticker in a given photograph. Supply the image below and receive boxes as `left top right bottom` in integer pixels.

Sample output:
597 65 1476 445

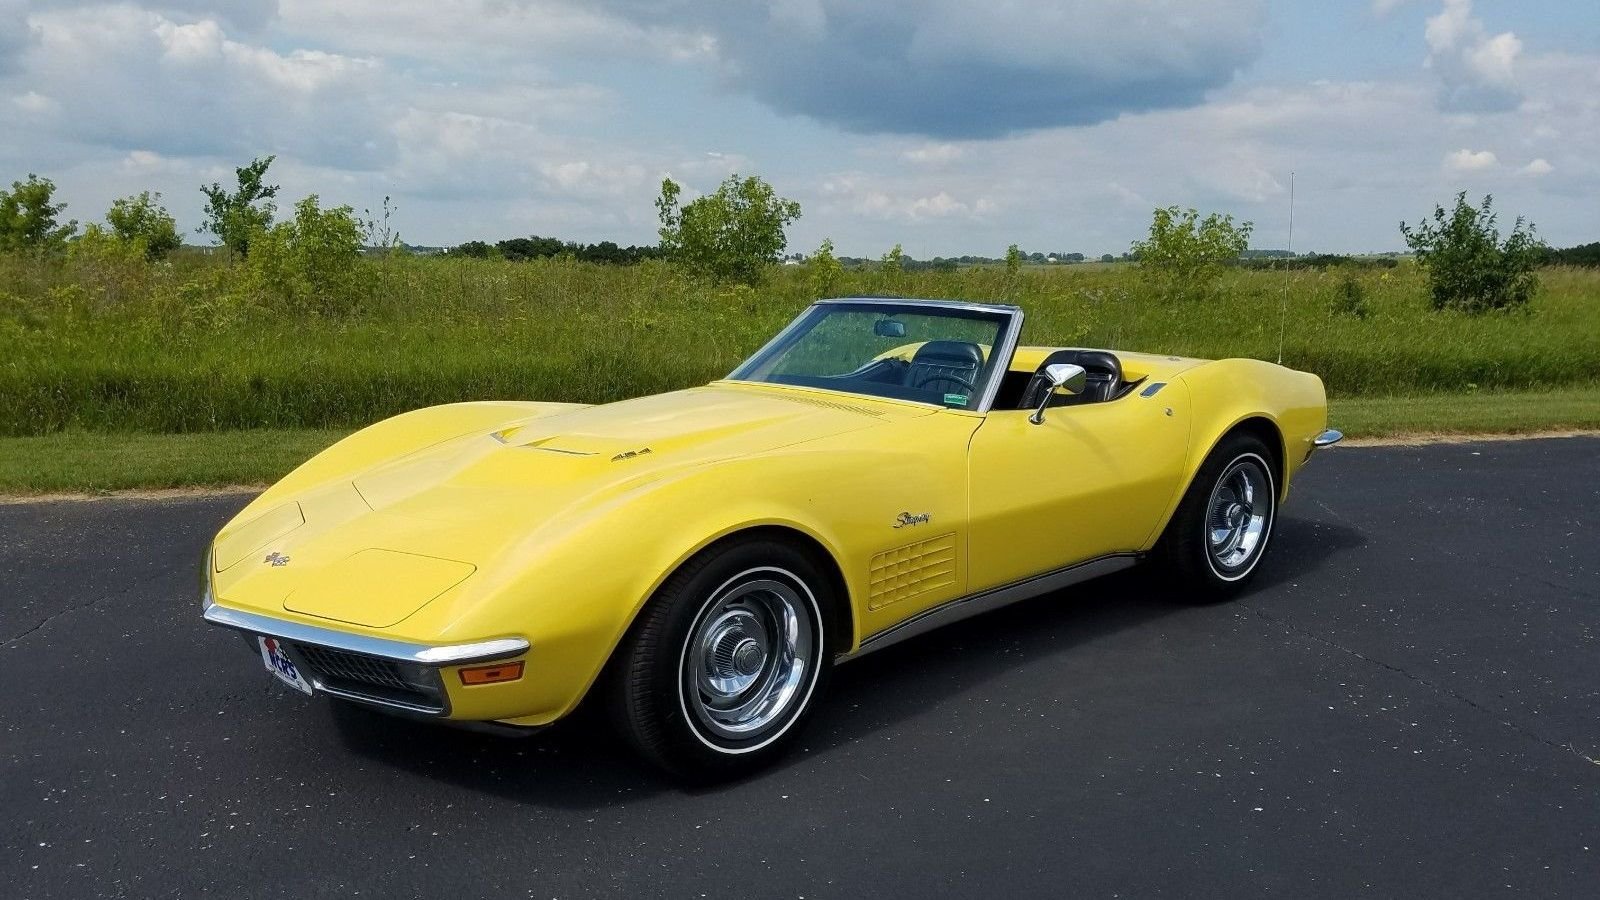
259 636 314 696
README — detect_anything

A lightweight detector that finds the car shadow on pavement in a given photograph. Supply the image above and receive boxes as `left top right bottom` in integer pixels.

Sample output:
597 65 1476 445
325 514 1365 806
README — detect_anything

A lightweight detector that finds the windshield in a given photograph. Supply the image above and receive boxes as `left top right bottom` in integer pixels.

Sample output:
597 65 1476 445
728 302 1014 410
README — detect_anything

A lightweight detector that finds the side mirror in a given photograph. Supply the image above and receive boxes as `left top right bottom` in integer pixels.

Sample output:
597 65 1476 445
1029 363 1087 425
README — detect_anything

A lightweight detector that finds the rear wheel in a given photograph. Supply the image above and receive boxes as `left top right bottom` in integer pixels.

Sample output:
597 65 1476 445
608 538 832 778
1152 432 1278 600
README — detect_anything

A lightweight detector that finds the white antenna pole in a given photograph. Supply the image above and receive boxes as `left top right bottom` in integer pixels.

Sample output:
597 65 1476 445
1276 171 1295 365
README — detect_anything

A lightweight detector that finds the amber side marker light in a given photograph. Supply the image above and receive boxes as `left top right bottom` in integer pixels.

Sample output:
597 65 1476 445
459 660 525 685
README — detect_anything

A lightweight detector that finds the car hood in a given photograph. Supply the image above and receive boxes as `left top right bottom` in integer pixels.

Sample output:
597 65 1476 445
351 383 917 522
214 384 926 629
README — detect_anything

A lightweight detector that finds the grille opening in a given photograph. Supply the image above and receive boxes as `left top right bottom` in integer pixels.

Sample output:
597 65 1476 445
290 642 443 713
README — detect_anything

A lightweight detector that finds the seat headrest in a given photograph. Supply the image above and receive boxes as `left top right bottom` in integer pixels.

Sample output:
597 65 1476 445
910 340 984 368
1040 348 1122 381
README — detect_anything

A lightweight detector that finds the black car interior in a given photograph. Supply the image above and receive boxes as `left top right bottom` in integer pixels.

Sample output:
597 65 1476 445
781 340 1140 412
993 349 1143 411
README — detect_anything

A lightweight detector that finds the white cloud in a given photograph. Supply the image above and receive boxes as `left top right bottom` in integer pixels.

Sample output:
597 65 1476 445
1 0 1597 255
902 144 966 167
1443 148 1498 173
1424 0 1522 112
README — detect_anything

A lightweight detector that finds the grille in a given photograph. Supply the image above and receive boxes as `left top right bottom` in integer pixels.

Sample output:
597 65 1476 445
290 642 443 712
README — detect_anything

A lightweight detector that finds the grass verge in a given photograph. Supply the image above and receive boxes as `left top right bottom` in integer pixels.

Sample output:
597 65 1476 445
0 428 348 495
1 387 1597 496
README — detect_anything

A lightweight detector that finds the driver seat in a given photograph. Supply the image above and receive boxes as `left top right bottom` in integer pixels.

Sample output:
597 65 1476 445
906 341 984 393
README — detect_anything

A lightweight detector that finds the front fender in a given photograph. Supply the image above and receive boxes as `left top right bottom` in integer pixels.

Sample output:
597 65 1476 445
1175 359 1328 502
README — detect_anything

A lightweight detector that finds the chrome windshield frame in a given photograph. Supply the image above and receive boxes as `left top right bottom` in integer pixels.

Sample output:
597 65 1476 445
725 297 1025 414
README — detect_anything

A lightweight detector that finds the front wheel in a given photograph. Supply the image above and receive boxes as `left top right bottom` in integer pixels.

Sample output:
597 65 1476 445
1152 433 1278 600
608 538 833 778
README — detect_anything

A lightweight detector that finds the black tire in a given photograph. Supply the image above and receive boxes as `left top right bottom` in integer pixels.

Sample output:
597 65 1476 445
1151 432 1279 601
607 537 834 779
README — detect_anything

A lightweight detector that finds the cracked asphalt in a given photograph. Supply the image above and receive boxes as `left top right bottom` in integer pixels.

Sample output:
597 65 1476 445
2 437 1598 898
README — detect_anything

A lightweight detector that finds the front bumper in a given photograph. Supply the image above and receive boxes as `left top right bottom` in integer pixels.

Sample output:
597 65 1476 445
203 602 528 717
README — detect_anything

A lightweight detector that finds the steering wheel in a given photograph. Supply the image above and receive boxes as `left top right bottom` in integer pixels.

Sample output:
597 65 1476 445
914 372 977 393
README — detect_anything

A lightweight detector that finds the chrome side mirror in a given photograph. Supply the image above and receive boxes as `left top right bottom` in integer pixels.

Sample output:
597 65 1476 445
1029 363 1087 425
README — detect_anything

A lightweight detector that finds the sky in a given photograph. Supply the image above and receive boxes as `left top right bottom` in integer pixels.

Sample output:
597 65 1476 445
1 0 1596 257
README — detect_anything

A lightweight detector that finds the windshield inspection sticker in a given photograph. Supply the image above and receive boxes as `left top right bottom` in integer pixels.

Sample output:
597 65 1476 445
944 393 969 406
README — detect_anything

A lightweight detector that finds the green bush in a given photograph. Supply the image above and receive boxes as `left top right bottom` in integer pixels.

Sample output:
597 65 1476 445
244 195 368 315
656 174 801 285
808 238 843 298
1331 275 1370 319
106 192 181 261
1131 206 1253 302
1401 193 1543 313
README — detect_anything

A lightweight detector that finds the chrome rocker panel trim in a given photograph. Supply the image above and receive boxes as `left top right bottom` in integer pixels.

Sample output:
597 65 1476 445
202 603 529 666
840 553 1140 661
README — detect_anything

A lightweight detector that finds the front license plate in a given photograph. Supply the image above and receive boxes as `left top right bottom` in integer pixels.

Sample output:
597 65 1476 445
259 636 314 696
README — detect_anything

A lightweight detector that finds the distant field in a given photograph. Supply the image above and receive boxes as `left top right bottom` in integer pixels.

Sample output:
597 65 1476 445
2 253 1599 436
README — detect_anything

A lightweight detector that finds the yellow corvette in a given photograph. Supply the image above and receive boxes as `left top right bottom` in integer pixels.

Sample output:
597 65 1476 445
202 298 1340 776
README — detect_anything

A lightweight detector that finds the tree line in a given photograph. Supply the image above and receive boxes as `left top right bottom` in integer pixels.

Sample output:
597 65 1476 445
0 156 1588 317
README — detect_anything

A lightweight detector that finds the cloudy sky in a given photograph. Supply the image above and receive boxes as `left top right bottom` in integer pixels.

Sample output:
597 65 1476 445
1 0 1596 256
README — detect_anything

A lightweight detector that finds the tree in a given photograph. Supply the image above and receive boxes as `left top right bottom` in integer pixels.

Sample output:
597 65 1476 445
0 174 76 253
200 156 279 256
1400 193 1543 313
451 240 493 258
106 191 181 260
1130 206 1253 301
656 174 801 284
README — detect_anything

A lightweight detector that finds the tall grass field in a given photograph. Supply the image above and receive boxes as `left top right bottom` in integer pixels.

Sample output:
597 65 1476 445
3 251 1599 437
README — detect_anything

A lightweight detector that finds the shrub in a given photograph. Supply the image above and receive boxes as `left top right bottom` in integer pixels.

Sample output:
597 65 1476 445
1005 243 1022 276
1331 275 1370 319
245 195 368 315
809 238 843 298
1131 206 1252 301
106 192 182 260
656 174 801 284
1400 193 1543 313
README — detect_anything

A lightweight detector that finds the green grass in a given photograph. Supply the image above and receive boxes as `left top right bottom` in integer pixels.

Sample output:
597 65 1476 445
4 253 1600 435
3 388 1596 495
1330 386 1600 438
0 428 347 494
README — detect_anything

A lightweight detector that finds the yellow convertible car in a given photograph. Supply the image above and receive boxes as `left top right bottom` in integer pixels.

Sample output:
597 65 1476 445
202 298 1340 776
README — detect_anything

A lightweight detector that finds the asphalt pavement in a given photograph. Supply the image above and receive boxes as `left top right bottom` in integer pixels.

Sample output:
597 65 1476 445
2 437 1597 898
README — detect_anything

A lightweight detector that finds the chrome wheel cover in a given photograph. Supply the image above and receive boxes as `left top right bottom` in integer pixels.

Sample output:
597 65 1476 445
1206 457 1272 575
681 572 817 745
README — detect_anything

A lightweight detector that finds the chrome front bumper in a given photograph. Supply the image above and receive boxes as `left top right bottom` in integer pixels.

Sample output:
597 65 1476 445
203 603 528 717
1313 429 1344 448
